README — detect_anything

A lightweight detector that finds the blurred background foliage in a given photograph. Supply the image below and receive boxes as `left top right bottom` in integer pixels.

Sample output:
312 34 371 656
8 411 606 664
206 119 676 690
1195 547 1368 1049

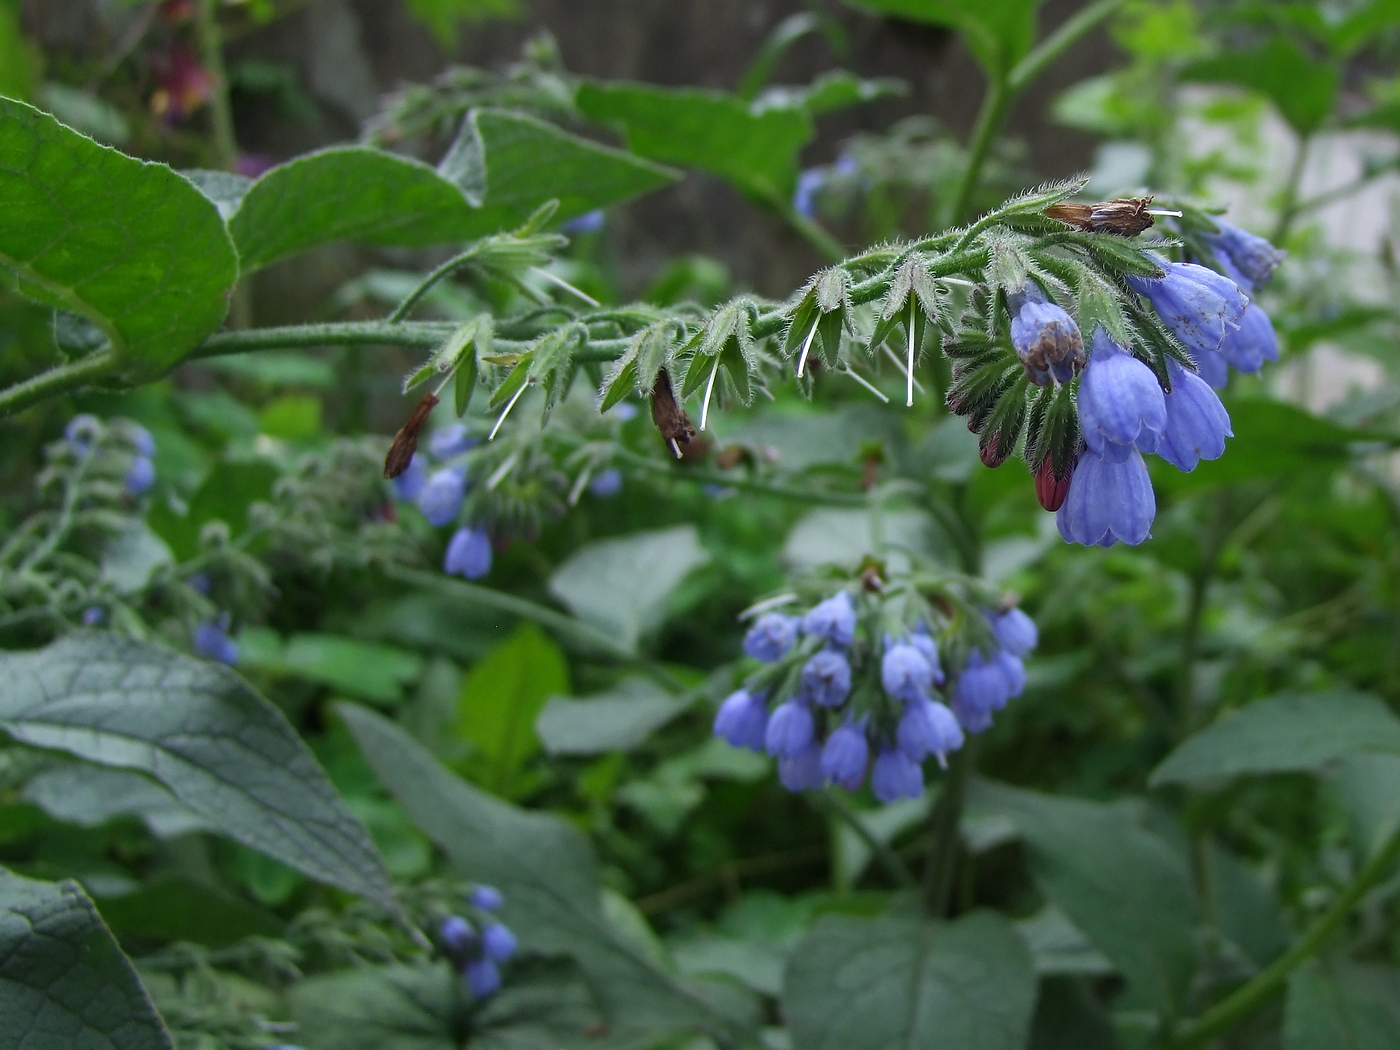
4 1 1400 1049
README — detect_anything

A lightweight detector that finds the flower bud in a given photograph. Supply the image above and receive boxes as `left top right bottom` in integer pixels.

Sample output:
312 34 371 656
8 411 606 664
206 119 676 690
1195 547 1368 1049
871 748 923 803
881 642 935 703
444 526 492 580
464 959 501 998
801 592 857 647
1156 358 1232 472
1034 454 1072 512
820 722 869 789
801 649 852 708
778 741 826 792
713 690 768 751
743 613 799 663
765 700 815 757
1008 288 1085 386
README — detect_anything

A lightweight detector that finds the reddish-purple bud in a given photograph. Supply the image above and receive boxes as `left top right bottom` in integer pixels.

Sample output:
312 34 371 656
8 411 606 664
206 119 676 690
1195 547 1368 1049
1035 455 1071 511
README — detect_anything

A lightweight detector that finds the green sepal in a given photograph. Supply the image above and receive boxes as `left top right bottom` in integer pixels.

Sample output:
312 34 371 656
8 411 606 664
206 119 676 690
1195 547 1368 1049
941 327 998 364
1055 231 1165 279
983 229 1033 299
783 268 852 368
946 358 1020 431
978 372 1031 466
528 322 584 420
488 356 531 410
1074 270 1133 350
682 299 756 404
1023 382 1081 477
600 320 680 411
455 349 478 415
868 255 940 355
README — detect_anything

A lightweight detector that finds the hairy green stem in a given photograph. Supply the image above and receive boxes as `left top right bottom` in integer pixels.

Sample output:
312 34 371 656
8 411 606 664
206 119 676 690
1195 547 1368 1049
1166 824 1400 1050
1272 133 1312 246
0 350 119 420
388 251 479 323
817 789 919 890
612 448 869 507
1008 0 1125 93
922 744 971 916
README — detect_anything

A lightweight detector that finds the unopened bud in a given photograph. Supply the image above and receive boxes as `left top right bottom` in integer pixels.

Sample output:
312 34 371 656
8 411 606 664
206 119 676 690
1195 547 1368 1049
1034 454 1072 511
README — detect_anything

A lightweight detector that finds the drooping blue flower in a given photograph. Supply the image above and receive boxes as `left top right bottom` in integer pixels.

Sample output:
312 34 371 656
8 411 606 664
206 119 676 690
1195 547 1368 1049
481 922 517 962
444 526 492 580
1055 448 1156 547
1008 287 1086 385
588 468 623 497
908 630 945 685
896 698 965 765
64 414 100 453
1157 358 1232 472
871 748 923 803
392 453 428 502
125 456 156 495
993 650 1026 699
189 572 212 595
1190 347 1229 390
470 885 503 911
881 641 935 703
441 916 475 953
714 690 769 750
428 423 476 460
562 209 606 235
989 608 1037 657
418 467 467 527
464 959 501 998
951 650 1012 733
1206 219 1285 289
193 618 239 665
765 700 815 757
820 722 869 789
1128 259 1248 357
129 425 156 458
801 649 852 708
1218 303 1277 375
778 740 825 792
793 168 826 220
1076 328 1166 456
82 606 104 626
744 613 799 662
801 591 856 647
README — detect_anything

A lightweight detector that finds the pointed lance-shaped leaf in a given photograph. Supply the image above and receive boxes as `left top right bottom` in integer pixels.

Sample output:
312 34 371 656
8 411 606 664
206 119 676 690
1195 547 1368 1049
868 254 941 355
1056 230 1166 280
488 356 531 410
982 177 1088 224
600 320 681 412
528 323 584 420
682 298 758 413
978 373 1031 468
453 317 492 416
1024 382 1081 483
783 268 854 370
946 359 1020 432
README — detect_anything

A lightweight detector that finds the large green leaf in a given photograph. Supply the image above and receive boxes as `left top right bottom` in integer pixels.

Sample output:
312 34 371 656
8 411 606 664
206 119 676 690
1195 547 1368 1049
228 147 477 273
0 867 172 1050
455 622 568 793
535 677 691 756
845 0 1045 78
1183 38 1339 134
972 781 1198 1017
1149 692 1400 787
440 109 679 237
337 702 745 1044
0 633 398 916
782 908 1036 1050
1337 752 1400 863
1284 960 1400 1049
576 81 813 200
0 96 236 374
238 630 425 707
547 525 710 655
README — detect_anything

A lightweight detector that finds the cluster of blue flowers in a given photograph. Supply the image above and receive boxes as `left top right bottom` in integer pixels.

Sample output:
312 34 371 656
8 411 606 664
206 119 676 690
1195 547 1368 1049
65 414 157 496
193 613 240 665
1007 218 1283 547
391 423 494 581
439 885 517 1000
714 588 1038 803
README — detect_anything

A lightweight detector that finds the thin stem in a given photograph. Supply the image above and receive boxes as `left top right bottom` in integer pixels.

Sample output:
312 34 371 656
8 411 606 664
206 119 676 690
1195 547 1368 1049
195 0 238 171
387 251 477 323
1272 133 1312 245
0 351 119 421
1007 0 1125 93
1165 824 1400 1050
950 77 1010 226
922 744 972 917
611 448 869 507
816 790 919 890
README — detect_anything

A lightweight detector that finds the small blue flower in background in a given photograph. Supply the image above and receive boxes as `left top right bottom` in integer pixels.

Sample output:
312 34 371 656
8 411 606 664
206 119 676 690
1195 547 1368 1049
793 168 826 221
993 650 1027 698
189 572 212 595
1128 258 1248 357
125 455 156 495
908 630 945 685
1056 447 1156 547
428 424 476 460
129 425 156 458
588 468 624 497
801 591 856 647
464 959 501 998
441 915 475 953
881 641 935 703
1191 347 1229 389
392 454 428 502
778 741 825 791
418 466 467 527
801 649 852 708
1218 301 1277 375
989 608 1037 657
714 689 769 750
562 209 606 235
82 607 104 626
1206 218 1285 289
1077 328 1166 457
1008 286 1085 385
1157 358 1232 471
871 748 923 803
470 885 503 911
481 922 517 962
193 617 239 665
765 699 815 757
897 698 964 766
821 721 869 789
64 414 100 454
444 526 492 580
951 650 1012 733
743 612 799 662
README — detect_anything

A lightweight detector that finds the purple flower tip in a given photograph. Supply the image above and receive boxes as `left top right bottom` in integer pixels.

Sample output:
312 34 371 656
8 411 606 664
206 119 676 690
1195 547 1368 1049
871 748 923 803
778 740 825 792
588 468 623 497
470 885 503 911
989 608 1037 657
820 722 869 789
1009 290 1085 385
765 700 815 758
714 690 769 751
1077 328 1166 457
441 915 475 953
881 642 935 703
418 467 467 527
193 618 239 665
1157 358 1232 472
428 423 476 460
392 454 428 502
444 526 492 580
801 649 852 708
481 922 517 962
125 456 156 496
743 613 799 663
464 959 501 998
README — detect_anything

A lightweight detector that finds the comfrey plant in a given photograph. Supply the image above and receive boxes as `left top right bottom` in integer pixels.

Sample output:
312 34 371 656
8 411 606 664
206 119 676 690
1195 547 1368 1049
715 563 1036 803
437 885 518 1001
